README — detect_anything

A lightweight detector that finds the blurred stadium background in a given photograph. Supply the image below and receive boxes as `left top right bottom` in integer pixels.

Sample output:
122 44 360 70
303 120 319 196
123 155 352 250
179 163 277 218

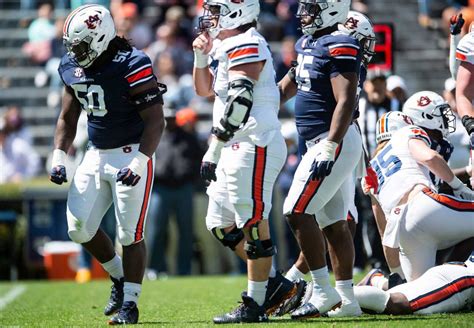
0 0 471 284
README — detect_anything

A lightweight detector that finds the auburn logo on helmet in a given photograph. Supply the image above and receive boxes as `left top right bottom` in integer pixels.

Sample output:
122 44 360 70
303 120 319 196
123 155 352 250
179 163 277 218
417 96 432 107
84 14 101 29
345 17 359 29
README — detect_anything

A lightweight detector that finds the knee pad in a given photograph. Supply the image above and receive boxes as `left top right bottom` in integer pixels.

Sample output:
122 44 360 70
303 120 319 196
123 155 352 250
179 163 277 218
211 226 244 250
118 228 136 246
244 238 276 260
68 229 93 244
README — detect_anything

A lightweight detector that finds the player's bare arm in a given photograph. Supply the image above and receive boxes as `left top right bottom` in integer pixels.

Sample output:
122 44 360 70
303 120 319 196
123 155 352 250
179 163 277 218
278 73 297 106
130 79 166 157
54 86 82 152
192 31 214 97
455 62 474 119
328 72 359 143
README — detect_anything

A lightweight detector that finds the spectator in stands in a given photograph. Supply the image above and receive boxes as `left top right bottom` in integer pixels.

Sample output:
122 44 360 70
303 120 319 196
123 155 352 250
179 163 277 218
386 75 408 111
146 106 204 276
0 118 40 184
3 105 32 144
22 1 56 65
115 2 153 50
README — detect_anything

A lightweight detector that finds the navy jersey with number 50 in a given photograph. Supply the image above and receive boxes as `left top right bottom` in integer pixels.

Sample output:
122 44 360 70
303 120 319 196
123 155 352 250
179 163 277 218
58 48 156 149
294 31 362 141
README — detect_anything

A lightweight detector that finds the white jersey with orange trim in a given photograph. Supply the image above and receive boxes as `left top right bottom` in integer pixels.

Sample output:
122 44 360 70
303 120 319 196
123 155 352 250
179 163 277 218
208 27 281 147
456 32 474 64
370 125 435 215
389 262 474 314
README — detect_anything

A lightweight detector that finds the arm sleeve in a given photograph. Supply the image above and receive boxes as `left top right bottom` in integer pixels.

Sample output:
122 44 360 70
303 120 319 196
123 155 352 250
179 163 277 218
225 39 268 69
449 33 462 79
455 33 474 65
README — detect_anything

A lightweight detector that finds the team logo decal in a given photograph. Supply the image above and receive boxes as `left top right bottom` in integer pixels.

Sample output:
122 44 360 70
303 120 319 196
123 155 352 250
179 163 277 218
232 143 240 150
417 96 432 107
345 17 359 29
84 14 101 29
74 67 83 77
123 146 132 153
394 207 401 215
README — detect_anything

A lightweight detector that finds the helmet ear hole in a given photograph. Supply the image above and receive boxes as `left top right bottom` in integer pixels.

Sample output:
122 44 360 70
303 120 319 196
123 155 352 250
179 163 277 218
426 114 433 120
98 35 105 42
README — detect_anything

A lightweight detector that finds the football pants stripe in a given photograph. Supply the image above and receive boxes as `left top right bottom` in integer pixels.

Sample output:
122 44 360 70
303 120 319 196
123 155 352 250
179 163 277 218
134 159 153 242
422 188 474 211
245 146 267 227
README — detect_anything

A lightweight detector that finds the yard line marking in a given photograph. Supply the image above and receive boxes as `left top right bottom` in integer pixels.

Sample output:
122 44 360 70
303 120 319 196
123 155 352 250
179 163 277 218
0 285 26 310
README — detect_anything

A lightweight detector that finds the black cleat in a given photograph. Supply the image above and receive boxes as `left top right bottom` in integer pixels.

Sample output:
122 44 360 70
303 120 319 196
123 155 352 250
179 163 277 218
273 279 308 316
388 272 406 289
213 292 268 324
108 301 139 325
104 277 124 316
290 303 321 320
264 271 297 316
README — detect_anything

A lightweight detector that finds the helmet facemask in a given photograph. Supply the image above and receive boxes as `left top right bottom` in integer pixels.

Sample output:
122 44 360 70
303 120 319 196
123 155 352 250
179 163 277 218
296 0 328 35
432 104 456 137
64 36 98 68
198 3 225 38
356 34 376 65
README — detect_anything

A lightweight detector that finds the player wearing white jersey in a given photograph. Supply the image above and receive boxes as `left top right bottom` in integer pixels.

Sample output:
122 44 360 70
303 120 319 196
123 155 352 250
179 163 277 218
193 0 292 323
354 252 474 315
369 91 474 282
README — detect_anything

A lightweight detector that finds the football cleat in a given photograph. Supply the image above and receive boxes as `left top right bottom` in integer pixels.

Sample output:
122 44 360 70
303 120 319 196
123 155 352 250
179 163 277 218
273 279 308 316
326 300 362 317
213 292 268 324
104 277 124 316
291 286 342 319
108 301 139 325
356 268 385 287
264 271 297 316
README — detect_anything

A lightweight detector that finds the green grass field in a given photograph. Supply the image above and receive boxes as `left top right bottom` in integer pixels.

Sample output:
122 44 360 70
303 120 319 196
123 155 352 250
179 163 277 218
1 276 473 327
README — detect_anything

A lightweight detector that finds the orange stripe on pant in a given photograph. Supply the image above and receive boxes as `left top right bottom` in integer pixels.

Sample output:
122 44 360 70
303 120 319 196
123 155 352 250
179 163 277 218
292 142 343 214
423 188 474 211
134 159 153 242
410 276 474 312
245 146 267 228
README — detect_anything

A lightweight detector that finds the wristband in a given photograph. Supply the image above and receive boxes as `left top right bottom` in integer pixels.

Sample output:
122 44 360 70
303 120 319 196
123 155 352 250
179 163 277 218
128 151 150 176
447 176 463 190
203 137 225 163
194 50 209 69
52 149 67 168
320 140 339 160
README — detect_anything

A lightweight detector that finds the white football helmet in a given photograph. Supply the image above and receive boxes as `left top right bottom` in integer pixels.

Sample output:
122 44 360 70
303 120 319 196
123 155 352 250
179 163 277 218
340 11 376 65
402 91 456 138
297 0 350 35
198 0 260 39
63 4 116 68
375 111 414 144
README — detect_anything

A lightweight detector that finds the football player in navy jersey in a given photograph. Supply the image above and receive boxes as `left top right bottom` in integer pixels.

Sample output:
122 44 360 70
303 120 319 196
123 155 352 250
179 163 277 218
278 0 365 318
49 5 166 325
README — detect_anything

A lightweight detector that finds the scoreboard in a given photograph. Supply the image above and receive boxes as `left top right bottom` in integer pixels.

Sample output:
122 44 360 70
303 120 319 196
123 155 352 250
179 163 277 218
369 23 395 72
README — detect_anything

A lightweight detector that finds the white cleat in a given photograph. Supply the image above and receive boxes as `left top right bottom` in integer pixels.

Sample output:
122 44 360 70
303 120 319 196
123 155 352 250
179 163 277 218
327 300 362 317
310 285 342 314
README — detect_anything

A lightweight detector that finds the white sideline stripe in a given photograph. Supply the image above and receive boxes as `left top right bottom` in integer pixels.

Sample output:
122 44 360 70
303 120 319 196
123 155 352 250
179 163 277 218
0 285 26 310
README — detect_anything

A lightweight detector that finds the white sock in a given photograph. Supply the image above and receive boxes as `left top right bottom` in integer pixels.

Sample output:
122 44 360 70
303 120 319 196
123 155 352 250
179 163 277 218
248 280 267 306
310 266 330 288
124 282 141 304
286 265 306 282
269 265 276 278
335 279 355 303
389 266 406 280
371 275 388 290
354 286 390 313
101 254 124 280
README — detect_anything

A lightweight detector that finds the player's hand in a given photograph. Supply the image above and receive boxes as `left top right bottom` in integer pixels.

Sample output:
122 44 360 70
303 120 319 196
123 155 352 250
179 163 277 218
452 183 474 200
200 136 225 183
193 32 213 55
450 13 465 35
200 161 217 182
309 140 338 180
50 165 67 185
362 166 378 195
116 167 141 186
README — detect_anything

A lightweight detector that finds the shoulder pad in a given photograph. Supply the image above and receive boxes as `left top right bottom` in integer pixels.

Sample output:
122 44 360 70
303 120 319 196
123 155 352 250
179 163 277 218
406 125 431 146
124 49 155 88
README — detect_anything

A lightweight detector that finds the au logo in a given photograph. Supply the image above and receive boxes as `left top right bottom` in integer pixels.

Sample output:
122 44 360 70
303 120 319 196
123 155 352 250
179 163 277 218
74 67 83 77
417 96 431 107
345 17 359 29
84 14 101 29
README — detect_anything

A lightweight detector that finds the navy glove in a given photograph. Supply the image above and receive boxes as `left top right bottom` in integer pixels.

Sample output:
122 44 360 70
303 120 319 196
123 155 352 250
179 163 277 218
450 13 465 35
309 140 339 181
116 167 141 186
50 165 68 185
200 162 217 182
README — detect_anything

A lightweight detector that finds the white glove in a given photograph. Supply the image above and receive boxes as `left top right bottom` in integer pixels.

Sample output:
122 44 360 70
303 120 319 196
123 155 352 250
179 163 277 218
448 176 474 200
202 137 225 164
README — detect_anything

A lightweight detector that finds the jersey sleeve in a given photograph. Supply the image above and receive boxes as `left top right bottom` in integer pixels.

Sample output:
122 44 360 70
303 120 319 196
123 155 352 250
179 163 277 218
456 33 474 64
407 126 431 146
124 51 156 88
325 35 362 78
223 34 267 69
